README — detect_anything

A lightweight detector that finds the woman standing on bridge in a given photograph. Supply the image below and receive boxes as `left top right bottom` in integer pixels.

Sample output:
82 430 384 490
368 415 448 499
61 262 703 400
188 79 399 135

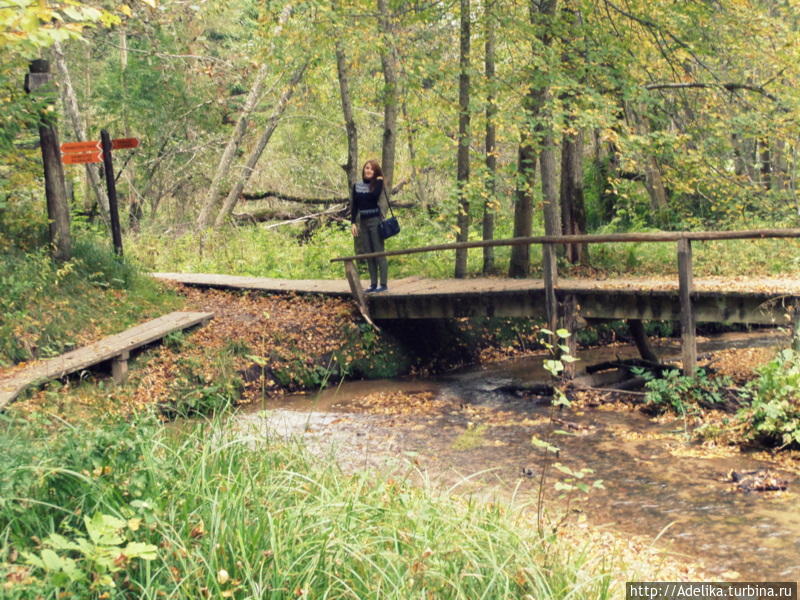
350 159 388 292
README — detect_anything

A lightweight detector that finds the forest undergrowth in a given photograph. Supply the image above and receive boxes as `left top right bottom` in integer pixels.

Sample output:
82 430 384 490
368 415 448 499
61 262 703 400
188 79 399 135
130 214 800 281
0 232 181 368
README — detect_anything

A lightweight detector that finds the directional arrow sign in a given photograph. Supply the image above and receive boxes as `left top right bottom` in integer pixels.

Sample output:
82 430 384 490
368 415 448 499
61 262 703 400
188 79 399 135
61 137 138 165
61 140 101 153
62 150 103 164
111 137 139 150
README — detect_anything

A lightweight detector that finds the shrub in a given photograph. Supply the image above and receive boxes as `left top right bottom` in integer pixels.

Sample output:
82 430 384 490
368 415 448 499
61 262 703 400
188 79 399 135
639 368 733 416
738 348 800 448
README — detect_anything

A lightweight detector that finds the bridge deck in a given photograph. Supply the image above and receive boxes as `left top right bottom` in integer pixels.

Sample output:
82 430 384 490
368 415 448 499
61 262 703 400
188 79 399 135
0 311 213 410
153 272 800 324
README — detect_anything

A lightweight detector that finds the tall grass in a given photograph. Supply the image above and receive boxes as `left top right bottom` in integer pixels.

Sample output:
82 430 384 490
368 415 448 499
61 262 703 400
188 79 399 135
129 213 800 281
0 412 628 599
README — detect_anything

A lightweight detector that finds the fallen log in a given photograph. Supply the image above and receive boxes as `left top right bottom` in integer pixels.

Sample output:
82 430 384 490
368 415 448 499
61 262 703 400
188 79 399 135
233 205 347 223
242 177 417 206
585 357 674 376
261 205 346 230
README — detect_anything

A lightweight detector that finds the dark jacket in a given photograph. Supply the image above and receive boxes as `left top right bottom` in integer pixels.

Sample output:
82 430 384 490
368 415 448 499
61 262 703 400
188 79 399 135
350 178 384 223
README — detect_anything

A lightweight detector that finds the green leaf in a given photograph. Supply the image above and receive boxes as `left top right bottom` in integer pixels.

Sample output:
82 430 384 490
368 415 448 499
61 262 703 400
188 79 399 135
552 463 575 476
40 549 64 572
45 533 81 551
556 329 570 339
85 513 125 546
22 551 45 569
123 542 158 561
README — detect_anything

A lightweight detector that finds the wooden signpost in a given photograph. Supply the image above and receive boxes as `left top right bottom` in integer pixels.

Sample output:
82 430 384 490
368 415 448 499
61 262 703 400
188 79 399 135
61 133 139 256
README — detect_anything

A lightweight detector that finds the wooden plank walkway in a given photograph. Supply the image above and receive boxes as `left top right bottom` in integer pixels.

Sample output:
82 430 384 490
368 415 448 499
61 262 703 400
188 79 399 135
153 271 800 297
152 272 800 325
0 311 213 410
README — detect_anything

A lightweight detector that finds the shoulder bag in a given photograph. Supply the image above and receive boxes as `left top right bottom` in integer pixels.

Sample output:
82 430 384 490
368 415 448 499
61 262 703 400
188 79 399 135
378 186 401 240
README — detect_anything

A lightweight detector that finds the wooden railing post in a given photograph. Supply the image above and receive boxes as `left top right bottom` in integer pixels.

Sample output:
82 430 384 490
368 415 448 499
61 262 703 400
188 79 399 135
343 259 377 328
542 243 558 332
677 237 696 375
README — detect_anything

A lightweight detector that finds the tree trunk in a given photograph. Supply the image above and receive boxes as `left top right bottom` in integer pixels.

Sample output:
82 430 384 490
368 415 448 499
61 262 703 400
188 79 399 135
509 139 535 277
52 41 110 221
214 63 308 227
643 161 668 214
541 131 559 237
509 0 557 277
760 138 771 190
39 122 72 261
771 138 788 191
196 64 270 228
482 0 497 275
198 5 297 228
334 28 358 187
627 103 668 215
454 0 471 279
377 0 399 200
560 131 588 264
401 92 427 210
117 28 142 231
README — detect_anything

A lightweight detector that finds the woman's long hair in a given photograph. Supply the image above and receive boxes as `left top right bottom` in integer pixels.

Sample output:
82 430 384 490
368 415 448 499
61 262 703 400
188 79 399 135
362 159 383 192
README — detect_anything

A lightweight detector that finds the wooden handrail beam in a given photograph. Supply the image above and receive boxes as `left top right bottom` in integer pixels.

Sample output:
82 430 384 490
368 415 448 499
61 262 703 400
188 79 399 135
330 228 800 263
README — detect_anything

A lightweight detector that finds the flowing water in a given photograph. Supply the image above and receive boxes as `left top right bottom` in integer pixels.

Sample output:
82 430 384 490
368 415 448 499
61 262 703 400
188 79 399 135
235 330 799 580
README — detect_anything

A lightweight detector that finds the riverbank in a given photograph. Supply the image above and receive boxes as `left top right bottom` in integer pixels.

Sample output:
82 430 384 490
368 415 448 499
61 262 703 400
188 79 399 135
5 284 796 594
1 409 710 599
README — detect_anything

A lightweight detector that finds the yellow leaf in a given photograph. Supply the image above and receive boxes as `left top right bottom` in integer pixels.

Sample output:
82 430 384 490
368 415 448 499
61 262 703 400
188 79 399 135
127 518 141 531
119 5 132 17
141 0 156 7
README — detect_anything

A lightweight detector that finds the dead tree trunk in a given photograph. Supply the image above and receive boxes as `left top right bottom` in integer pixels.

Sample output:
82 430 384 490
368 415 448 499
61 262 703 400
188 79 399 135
214 63 308 227
454 0 471 279
196 4 295 228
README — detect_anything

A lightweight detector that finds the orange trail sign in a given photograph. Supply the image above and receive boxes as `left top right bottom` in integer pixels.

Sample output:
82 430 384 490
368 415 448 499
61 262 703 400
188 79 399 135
61 140 101 153
111 137 139 150
62 150 102 164
60 137 138 165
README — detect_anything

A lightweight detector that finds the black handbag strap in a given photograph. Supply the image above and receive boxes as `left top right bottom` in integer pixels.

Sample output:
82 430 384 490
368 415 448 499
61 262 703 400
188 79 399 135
381 184 395 218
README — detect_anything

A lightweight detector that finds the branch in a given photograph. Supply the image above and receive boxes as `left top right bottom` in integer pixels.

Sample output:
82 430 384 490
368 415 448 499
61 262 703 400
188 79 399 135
602 0 719 83
644 82 781 103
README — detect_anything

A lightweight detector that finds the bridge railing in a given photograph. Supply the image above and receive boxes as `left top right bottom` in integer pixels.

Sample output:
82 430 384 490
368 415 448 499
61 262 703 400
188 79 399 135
331 228 800 373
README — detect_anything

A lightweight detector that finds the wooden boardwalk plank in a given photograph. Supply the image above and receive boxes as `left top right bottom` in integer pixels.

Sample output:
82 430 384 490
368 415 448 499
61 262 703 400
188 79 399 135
153 271 800 297
0 311 213 410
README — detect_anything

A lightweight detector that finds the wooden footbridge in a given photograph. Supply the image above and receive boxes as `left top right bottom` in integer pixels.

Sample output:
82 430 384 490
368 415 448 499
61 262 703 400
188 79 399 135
157 228 800 375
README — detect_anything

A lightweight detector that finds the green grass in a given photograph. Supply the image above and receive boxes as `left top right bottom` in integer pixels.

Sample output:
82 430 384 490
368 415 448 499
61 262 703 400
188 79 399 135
0 235 183 367
0 411 640 599
129 213 800 282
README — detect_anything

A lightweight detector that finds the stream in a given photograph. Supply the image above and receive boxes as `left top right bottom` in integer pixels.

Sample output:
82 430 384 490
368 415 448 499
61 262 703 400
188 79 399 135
234 330 799 581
